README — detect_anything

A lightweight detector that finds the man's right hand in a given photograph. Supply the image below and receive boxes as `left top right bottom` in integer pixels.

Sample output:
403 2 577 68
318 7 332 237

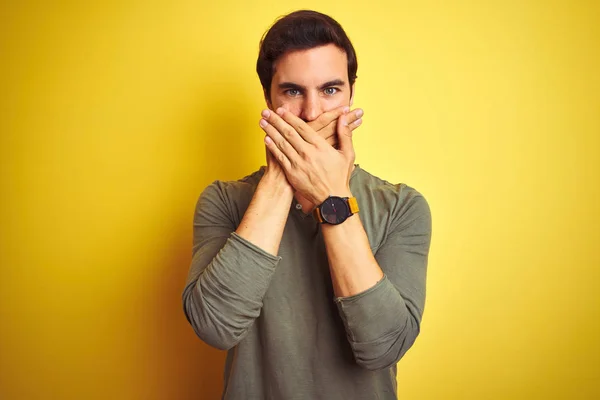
308 106 364 148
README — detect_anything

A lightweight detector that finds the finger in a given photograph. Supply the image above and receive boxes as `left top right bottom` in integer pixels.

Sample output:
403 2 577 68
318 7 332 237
260 118 300 165
325 119 363 148
320 119 337 141
308 105 349 132
264 135 292 170
262 109 308 152
336 113 355 155
276 108 320 145
349 117 363 130
320 109 363 141
345 108 364 128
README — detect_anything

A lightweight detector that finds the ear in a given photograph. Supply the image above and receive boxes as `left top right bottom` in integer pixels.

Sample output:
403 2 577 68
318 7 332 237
349 83 356 107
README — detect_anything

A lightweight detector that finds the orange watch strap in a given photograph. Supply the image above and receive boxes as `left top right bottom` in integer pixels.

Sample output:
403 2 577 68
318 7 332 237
313 207 324 223
347 197 359 214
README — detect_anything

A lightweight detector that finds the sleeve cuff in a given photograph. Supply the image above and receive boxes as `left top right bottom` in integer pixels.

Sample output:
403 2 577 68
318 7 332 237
230 231 282 262
335 275 407 344
333 274 387 303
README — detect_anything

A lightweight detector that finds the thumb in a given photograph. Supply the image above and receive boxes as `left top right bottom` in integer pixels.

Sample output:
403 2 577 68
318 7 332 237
336 112 355 155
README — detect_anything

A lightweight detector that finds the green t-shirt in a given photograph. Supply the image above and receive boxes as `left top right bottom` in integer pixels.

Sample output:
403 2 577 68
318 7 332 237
183 165 432 399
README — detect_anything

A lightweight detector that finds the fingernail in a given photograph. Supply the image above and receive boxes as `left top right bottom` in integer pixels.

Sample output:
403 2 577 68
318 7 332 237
343 106 350 114
261 109 270 118
356 109 364 118
264 136 273 144
276 107 285 116
356 118 362 125
259 119 267 128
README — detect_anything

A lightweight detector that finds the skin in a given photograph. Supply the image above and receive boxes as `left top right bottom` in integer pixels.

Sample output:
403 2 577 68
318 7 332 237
305 105 362 149
264 44 360 210
256 43 384 298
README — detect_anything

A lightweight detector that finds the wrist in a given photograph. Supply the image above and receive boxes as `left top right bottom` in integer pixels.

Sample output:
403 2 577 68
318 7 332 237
261 170 294 198
313 192 358 225
312 182 351 205
318 188 352 204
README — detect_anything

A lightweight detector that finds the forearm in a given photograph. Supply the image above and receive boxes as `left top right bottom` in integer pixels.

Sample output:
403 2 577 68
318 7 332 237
322 211 384 297
322 204 420 370
335 276 420 370
183 173 293 350
236 171 294 256
183 232 281 350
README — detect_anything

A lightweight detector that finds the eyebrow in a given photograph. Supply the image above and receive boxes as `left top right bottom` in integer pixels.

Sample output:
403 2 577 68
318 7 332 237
278 79 346 91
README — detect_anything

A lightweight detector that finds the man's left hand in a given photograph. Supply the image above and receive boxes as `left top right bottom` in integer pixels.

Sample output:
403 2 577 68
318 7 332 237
259 107 356 205
308 106 364 148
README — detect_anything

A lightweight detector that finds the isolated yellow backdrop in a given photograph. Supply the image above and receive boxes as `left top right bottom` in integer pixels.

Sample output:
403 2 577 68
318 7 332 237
1 1 598 399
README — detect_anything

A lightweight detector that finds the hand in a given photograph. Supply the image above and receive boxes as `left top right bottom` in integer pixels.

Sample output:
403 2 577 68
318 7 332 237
263 143 292 189
259 107 356 205
307 106 364 148
260 106 363 188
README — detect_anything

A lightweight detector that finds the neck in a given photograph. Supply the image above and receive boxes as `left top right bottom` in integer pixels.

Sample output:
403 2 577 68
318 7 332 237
294 192 315 215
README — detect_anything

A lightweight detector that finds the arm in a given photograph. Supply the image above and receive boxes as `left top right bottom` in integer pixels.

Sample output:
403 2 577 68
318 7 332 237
320 193 384 298
182 170 293 350
327 192 432 370
183 107 363 350
259 107 432 370
236 164 294 255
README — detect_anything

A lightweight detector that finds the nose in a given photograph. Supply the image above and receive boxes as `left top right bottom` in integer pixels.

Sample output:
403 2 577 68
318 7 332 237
299 93 322 122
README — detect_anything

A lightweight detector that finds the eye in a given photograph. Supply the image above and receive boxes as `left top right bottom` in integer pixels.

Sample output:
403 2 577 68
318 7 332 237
285 89 301 97
324 87 339 95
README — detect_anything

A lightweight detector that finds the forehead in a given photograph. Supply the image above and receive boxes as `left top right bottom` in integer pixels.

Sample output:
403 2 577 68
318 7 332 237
272 44 349 85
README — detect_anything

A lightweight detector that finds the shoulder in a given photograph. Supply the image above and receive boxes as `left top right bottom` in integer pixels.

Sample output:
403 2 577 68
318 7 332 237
200 167 264 199
350 166 431 248
195 167 265 224
352 166 430 212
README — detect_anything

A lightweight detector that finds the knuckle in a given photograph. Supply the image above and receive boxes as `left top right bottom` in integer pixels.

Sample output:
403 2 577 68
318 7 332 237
283 127 295 138
316 114 329 124
307 120 319 130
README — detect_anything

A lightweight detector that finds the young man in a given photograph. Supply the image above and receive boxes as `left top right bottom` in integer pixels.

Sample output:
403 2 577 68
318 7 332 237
183 10 432 399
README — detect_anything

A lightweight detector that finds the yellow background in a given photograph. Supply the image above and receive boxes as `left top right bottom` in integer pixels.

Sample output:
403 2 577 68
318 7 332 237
1 1 598 399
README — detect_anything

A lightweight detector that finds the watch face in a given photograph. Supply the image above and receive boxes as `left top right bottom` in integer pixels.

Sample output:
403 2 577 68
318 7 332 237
320 197 349 224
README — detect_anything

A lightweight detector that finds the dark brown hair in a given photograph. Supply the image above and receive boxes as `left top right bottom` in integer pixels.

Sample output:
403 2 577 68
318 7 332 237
256 10 358 101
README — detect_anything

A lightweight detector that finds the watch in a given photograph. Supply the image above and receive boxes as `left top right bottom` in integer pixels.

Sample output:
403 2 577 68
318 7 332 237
313 196 359 225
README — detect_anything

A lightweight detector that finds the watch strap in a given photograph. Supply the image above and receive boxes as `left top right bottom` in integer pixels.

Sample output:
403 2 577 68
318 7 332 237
347 196 359 214
313 207 324 223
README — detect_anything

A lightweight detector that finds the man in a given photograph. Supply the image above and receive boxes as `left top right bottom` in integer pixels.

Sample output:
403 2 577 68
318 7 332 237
183 10 432 399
